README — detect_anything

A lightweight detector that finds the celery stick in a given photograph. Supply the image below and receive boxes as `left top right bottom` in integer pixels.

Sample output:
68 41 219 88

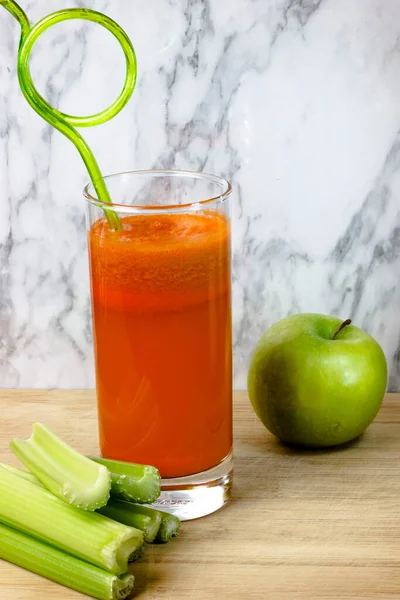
0 466 143 575
155 511 181 543
99 499 162 543
99 500 180 543
0 463 39 485
1 465 177 542
11 423 111 510
0 523 134 600
2 465 145 563
90 456 160 504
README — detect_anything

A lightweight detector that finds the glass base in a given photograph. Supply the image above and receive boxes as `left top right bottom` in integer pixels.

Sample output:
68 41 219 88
149 452 233 521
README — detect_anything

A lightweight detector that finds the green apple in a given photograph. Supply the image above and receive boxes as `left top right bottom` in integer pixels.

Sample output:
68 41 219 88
247 313 388 447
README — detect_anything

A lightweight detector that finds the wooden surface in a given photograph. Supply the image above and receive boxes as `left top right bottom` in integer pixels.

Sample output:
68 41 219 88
1 390 400 599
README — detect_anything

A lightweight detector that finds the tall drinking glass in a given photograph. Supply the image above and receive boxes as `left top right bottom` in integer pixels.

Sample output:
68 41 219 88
84 171 232 520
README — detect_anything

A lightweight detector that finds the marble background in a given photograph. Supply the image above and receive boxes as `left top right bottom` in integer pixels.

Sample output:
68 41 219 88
1 0 400 390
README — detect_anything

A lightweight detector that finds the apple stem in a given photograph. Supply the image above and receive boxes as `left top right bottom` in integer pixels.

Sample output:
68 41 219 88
332 319 352 340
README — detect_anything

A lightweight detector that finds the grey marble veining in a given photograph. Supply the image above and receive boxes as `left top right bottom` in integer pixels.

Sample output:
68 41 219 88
1 0 400 389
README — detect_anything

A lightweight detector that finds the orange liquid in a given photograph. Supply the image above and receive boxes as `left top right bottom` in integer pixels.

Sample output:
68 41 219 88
89 211 232 478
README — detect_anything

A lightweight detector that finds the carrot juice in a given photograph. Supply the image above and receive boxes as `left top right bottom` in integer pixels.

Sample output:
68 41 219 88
88 210 232 478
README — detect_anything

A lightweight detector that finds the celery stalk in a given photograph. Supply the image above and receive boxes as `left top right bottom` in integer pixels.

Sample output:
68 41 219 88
99 500 180 543
0 466 147 556
155 510 181 543
0 523 134 600
90 456 160 504
0 463 39 485
98 500 162 542
0 466 143 575
11 423 111 510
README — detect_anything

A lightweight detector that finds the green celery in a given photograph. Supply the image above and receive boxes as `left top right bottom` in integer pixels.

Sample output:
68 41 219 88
0 523 134 600
129 543 145 562
0 465 143 575
0 463 39 485
155 510 181 543
11 423 111 510
98 499 162 543
0 466 146 556
99 499 180 543
90 456 160 504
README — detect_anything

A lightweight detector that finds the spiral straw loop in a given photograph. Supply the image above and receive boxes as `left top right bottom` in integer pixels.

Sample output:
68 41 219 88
18 9 137 128
1 1 138 229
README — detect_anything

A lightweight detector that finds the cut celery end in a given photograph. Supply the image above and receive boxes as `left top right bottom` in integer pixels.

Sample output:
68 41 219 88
0 523 134 600
99 499 162 543
90 456 161 504
99 500 180 544
11 423 111 511
0 466 143 575
156 511 181 543
128 542 145 563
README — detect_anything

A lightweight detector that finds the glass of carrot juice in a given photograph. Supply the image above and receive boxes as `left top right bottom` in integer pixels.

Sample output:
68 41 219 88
84 170 232 520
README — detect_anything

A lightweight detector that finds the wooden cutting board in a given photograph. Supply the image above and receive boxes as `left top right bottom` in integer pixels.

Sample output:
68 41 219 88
1 390 400 599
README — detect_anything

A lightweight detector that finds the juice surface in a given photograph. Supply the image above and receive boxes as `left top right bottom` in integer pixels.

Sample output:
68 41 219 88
89 211 232 478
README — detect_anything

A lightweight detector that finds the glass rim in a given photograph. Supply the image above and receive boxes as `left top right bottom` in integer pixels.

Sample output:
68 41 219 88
83 169 232 212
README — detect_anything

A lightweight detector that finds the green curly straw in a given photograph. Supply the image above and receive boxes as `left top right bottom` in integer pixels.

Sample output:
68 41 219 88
1 0 138 230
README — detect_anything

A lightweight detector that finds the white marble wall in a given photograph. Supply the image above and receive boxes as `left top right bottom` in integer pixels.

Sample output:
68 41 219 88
1 0 400 389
